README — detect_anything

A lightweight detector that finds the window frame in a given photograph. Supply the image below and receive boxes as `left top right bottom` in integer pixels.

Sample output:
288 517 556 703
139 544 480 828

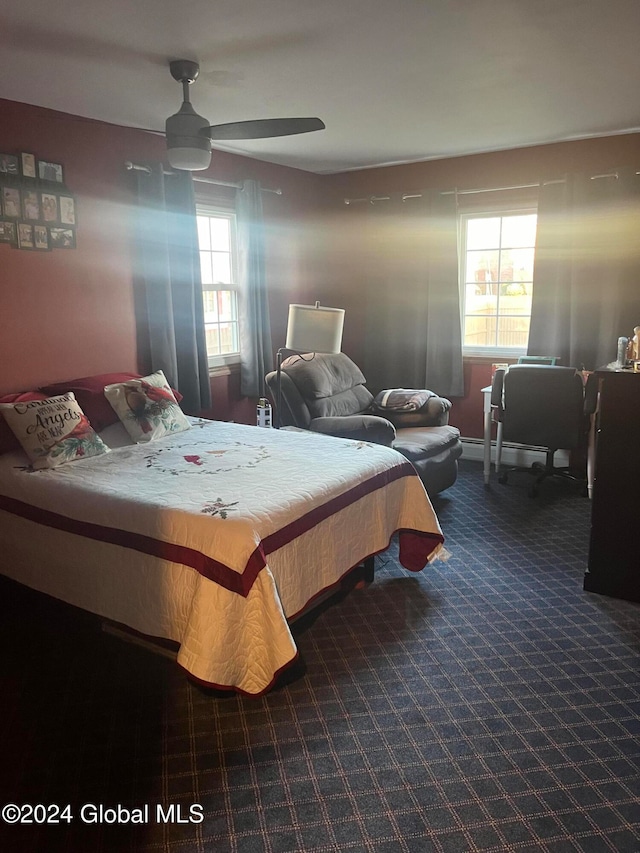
196 203 241 371
459 205 538 359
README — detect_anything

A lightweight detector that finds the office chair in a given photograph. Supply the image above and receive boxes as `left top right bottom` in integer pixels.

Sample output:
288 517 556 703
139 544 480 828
491 365 588 497
517 355 559 365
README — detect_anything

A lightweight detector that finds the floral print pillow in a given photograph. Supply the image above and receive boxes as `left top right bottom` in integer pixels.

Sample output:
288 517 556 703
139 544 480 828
103 370 190 444
0 393 110 469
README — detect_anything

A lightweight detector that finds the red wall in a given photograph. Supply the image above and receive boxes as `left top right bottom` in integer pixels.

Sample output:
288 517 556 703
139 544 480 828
321 135 640 199
0 98 324 423
2 96 638 433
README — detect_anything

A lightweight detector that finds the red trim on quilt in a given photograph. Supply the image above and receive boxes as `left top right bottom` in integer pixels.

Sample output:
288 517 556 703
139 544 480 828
398 528 443 572
286 528 444 623
0 493 249 594
177 524 444 695
180 651 301 698
260 463 413 555
0 459 442 598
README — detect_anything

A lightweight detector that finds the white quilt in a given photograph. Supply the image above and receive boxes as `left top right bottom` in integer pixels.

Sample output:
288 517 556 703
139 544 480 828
0 419 444 694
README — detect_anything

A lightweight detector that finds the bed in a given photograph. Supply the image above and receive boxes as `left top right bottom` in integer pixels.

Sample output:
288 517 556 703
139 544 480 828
0 410 444 695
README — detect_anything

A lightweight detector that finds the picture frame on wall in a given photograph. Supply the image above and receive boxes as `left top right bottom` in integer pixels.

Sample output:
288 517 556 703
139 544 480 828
1 186 21 218
0 220 17 245
22 188 40 221
38 160 64 184
40 192 59 223
58 195 76 226
49 226 76 249
17 222 35 250
20 153 37 179
0 153 19 176
33 224 50 251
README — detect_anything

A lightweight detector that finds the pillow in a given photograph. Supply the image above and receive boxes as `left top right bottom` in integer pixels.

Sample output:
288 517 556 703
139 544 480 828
0 393 110 469
0 391 49 454
104 370 190 443
40 372 184 432
39 372 142 432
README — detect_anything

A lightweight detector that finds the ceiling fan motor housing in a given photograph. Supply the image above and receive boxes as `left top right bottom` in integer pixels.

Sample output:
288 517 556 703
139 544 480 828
165 102 211 149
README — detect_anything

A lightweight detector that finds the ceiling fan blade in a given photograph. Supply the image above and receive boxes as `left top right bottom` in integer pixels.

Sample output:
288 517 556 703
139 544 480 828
206 117 325 140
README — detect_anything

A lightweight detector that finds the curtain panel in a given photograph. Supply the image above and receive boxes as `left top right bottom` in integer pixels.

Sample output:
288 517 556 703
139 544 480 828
362 192 464 397
236 180 273 397
131 165 211 414
423 190 465 397
529 169 640 370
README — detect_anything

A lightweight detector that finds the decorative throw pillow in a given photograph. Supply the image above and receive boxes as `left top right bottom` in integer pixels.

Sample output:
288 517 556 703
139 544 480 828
103 370 190 443
0 393 110 469
40 372 184 432
0 391 49 454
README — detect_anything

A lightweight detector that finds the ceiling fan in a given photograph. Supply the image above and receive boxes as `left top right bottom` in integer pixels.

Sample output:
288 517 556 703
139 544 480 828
165 59 325 171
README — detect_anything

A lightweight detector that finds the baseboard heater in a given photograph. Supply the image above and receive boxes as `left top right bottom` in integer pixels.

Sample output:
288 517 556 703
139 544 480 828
460 437 569 468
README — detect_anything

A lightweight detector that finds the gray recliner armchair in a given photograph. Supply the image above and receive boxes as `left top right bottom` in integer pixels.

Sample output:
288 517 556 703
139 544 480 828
265 352 462 496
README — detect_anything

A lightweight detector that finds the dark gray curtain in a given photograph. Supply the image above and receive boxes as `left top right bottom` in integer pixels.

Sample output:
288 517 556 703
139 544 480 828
132 164 211 414
236 180 273 397
423 190 465 396
363 191 463 396
529 169 640 370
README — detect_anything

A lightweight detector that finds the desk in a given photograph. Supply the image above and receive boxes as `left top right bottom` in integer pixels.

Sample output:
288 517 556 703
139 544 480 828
482 385 503 485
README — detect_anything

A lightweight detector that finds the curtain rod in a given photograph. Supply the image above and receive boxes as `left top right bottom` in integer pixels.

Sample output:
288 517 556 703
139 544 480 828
343 182 544 205
342 170 639 205
124 161 282 195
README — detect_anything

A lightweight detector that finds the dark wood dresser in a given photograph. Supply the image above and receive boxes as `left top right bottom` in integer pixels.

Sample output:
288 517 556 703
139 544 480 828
584 368 640 602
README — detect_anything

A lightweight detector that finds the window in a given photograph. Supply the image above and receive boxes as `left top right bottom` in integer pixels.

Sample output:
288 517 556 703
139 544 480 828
196 208 240 368
460 210 537 355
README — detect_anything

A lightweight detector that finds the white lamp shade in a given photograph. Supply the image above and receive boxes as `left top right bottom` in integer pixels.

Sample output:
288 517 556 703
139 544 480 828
285 303 345 353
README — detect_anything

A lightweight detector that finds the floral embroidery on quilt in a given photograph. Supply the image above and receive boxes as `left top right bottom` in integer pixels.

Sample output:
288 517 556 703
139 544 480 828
142 441 270 475
201 498 239 519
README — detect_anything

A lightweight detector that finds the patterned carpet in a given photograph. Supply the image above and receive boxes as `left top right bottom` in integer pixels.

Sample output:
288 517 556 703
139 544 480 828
1 459 638 853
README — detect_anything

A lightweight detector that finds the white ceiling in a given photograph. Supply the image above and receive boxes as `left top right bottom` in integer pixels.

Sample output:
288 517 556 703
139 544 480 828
1 0 639 174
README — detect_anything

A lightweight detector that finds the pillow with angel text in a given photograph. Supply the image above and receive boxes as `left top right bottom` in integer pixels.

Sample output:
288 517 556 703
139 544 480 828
0 393 110 469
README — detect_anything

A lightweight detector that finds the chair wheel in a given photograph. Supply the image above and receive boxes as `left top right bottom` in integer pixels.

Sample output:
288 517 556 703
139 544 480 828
498 473 508 485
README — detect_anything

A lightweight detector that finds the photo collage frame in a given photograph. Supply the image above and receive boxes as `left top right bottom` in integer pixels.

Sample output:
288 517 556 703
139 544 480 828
0 152 76 251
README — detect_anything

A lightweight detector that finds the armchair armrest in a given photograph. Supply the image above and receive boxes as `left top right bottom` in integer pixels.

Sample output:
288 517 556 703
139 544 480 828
309 415 396 447
490 369 506 421
380 396 453 428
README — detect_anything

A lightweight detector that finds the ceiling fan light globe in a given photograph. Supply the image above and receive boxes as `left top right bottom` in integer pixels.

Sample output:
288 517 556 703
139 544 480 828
167 145 211 171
